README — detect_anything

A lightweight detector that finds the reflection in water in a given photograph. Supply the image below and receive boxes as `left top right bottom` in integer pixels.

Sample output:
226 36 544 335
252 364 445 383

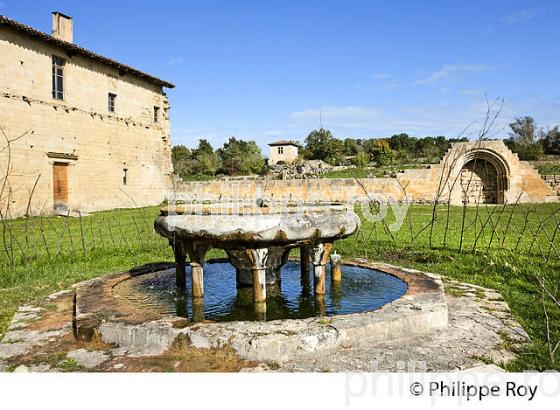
192 297 205 322
331 280 343 309
113 262 407 322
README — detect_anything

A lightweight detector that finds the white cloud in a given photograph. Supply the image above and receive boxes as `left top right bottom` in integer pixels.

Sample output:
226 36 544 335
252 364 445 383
168 57 185 66
289 105 382 130
415 64 487 85
261 130 284 137
372 73 403 90
281 94 560 141
502 8 543 24
373 73 392 80
441 87 486 97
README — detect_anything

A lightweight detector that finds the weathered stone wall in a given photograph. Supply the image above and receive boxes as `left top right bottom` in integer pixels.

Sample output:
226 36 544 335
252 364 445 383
0 27 173 217
435 140 556 204
169 140 557 205
460 160 498 204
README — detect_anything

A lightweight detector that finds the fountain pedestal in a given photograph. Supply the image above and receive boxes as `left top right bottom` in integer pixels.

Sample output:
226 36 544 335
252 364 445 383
154 203 360 316
225 245 290 286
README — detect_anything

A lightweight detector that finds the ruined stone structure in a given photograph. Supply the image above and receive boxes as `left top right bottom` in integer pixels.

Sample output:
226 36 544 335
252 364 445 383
170 140 557 205
0 13 174 217
268 140 300 165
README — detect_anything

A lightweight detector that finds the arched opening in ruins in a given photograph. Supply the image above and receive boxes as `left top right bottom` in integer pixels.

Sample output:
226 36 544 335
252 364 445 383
459 150 509 204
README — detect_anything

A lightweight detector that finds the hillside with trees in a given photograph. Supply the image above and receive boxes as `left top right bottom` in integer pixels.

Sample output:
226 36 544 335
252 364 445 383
171 116 560 180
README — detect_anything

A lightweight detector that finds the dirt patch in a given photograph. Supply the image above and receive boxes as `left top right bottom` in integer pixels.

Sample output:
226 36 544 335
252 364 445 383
27 295 74 333
103 341 256 372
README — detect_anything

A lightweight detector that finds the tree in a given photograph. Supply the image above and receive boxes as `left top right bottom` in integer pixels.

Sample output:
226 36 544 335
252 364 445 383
191 139 219 175
171 145 191 178
508 116 537 145
217 137 265 176
343 138 361 156
504 116 544 160
542 127 560 155
415 137 441 161
304 128 344 165
369 139 395 166
351 151 370 167
388 133 416 153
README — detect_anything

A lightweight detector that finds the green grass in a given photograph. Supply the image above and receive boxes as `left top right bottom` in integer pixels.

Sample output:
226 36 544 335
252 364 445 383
0 206 224 337
318 168 374 179
535 163 560 175
334 202 560 371
178 173 216 181
1 202 560 370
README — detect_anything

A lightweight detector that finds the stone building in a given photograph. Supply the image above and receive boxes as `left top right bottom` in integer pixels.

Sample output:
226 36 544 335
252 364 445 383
0 12 175 217
268 140 300 165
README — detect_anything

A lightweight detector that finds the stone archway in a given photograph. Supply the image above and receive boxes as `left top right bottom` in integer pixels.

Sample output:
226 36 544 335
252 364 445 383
459 149 509 204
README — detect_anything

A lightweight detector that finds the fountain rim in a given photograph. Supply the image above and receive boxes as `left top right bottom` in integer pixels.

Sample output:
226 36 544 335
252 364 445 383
159 201 350 216
74 258 447 340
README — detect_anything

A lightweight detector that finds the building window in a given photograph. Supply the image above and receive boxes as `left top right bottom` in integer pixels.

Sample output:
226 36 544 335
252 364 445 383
278 146 284 154
108 93 116 112
123 169 128 185
153 106 160 123
52 56 65 100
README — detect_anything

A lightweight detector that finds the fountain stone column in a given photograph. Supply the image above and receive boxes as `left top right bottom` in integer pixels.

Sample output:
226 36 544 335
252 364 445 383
185 242 209 298
330 251 342 282
311 242 333 295
300 245 311 277
170 239 187 292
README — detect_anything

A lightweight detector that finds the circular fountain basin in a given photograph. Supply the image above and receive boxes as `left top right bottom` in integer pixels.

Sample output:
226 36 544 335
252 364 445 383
73 259 448 361
112 261 408 322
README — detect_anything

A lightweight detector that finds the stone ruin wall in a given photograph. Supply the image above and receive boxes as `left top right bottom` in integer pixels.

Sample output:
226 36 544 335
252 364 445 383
460 160 498 204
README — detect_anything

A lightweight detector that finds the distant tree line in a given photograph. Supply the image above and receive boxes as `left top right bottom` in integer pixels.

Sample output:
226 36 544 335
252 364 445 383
172 116 560 179
172 137 265 179
302 128 468 166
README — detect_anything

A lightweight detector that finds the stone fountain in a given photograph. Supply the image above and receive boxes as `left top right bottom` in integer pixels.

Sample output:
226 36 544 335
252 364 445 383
154 202 360 313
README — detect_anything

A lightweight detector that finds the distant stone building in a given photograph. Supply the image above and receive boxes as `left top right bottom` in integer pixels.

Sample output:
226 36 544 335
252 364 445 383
0 12 175 217
268 140 300 165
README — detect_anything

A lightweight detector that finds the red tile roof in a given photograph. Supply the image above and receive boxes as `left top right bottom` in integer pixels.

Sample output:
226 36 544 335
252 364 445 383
268 140 301 147
0 15 174 89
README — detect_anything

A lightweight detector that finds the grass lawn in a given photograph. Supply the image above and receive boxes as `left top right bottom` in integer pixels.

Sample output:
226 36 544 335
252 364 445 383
534 163 560 175
177 173 216 181
1 202 559 370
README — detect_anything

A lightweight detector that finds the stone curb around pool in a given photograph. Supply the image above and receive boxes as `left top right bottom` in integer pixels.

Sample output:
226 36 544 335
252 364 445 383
74 258 448 363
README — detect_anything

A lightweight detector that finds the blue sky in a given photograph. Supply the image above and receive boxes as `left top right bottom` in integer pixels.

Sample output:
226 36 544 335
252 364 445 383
2 1 559 150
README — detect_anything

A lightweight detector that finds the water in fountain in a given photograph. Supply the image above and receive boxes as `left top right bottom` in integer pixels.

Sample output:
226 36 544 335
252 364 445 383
113 261 407 322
